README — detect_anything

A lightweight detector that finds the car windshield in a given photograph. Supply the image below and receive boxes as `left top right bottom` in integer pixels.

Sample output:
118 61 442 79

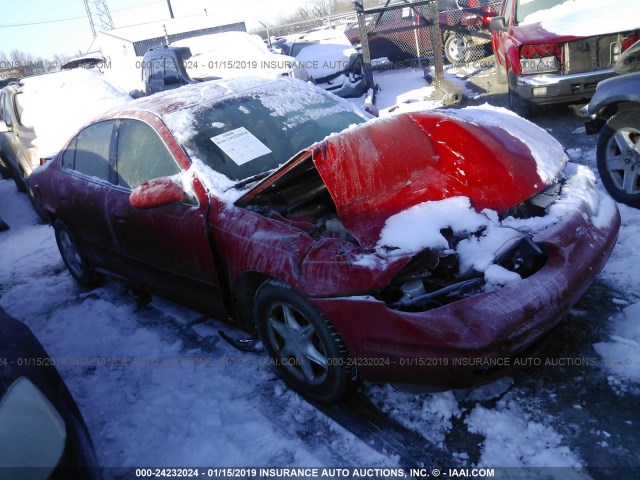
516 0 567 23
165 82 367 182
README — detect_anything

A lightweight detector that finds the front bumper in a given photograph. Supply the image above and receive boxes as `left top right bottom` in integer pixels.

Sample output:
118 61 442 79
516 69 616 106
310 201 620 388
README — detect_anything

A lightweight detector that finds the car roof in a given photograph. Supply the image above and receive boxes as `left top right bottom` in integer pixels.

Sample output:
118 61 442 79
97 76 306 120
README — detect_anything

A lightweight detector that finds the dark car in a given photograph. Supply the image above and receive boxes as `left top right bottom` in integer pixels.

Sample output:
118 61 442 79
584 40 640 208
0 307 98 479
345 0 497 64
29 77 619 402
490 0 640 117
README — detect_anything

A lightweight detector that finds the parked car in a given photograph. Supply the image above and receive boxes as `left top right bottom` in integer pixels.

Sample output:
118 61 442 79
0 77 20 89
345 0 497 64
0 306 98 479
0 69 131 218
29 77 619 402
286 28 367 98
584 40 640 208
142 32 307 96
490 0 640 117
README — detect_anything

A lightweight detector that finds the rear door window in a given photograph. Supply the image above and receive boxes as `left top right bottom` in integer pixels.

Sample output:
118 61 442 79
72 120 115 181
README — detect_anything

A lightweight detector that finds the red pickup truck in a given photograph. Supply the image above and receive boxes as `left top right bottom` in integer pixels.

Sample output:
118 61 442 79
491 0 640 116
345 0 497 64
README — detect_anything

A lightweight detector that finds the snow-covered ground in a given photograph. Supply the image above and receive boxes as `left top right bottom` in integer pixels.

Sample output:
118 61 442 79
1 66 639 475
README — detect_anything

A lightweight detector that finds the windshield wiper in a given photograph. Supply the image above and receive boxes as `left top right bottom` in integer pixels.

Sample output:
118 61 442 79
230 169 277 190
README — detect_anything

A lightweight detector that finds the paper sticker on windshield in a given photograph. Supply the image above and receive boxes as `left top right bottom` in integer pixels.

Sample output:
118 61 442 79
210 127 272 166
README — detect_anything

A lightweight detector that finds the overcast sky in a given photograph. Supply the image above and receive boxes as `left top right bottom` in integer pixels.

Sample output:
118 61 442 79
0 0 313 59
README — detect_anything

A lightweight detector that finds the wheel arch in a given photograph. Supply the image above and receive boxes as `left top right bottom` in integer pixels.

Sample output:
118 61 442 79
231 271 274 330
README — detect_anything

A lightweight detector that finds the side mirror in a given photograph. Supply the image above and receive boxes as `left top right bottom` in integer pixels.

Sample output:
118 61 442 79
0 119 10 133
130 176 185 209
489 16 507 32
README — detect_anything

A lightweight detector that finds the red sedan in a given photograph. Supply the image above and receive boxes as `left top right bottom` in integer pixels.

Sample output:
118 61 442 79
29 77 620 402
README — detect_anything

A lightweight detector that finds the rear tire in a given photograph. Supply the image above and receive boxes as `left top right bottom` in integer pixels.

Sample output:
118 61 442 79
254 280 354 402
596 109 640 208
26 184 48 223
54 221 97 287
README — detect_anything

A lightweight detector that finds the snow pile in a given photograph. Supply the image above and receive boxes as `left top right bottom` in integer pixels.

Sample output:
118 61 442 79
599 204 640 295
521 0 640 37
368 385 461 446
466 399 584 468
593 302 640 394
369 68 439 115
376 196 527 281
441 105 568 185
378 197 487 252
18 69 132 157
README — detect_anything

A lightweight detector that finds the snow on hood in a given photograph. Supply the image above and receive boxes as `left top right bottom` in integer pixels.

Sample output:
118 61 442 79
18 69 132 157
521 0 640 37
293 30 359 79
311 107 566 249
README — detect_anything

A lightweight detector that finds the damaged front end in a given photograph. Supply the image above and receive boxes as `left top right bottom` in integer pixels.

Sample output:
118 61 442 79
375 183 563 312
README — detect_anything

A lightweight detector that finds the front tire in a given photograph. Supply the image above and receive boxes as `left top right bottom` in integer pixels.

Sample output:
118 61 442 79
54 221 97 287
596 109 640 208
254 280 354 402
508 72 532 117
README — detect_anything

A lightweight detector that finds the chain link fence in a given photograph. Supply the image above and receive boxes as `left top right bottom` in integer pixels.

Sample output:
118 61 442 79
347 0 501 66
256 0 501 67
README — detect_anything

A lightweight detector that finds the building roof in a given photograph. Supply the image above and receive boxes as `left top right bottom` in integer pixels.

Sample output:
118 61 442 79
98 15 243 44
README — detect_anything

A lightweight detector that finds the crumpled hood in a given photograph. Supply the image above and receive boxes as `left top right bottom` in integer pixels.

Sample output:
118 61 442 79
310 110 564 249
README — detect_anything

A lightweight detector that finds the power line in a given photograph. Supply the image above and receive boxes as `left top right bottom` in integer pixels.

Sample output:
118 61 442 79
0 1 165 29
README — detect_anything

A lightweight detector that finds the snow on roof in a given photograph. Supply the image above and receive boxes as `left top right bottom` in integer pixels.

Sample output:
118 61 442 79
172 32 300 79
18 69 132 157
99 15 244 44
521 0 640 37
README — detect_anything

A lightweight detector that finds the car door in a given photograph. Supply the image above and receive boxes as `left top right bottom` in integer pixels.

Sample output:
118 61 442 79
55 120 120 271
106 118 226 314
492 0 514 67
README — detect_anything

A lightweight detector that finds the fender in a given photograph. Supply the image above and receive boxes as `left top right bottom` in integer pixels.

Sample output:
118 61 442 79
587 71 640 115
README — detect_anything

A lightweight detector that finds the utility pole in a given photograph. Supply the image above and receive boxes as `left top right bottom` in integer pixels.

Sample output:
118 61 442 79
83 0 114 37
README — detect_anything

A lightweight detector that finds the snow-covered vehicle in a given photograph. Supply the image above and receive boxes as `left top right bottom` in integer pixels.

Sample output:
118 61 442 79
142 32 307 96
286 28 367 98
584 40 640 208
0 69 131 217
29 77 619 402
